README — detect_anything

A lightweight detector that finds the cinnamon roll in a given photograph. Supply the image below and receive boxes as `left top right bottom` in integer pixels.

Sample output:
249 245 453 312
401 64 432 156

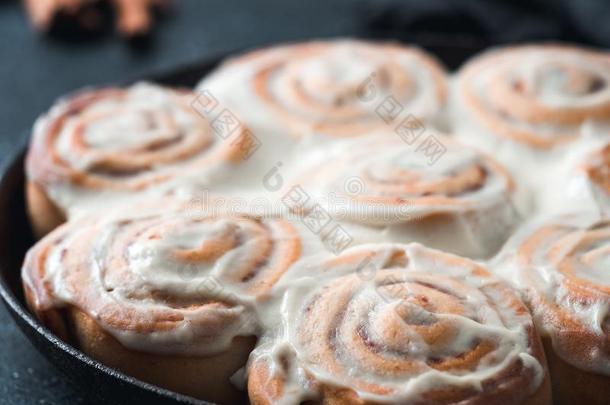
290 134 518 258
198 39 447 139
26 83 251 238
21 196 327 403
455 44 610 151
248 243 550 405
495 213 610 405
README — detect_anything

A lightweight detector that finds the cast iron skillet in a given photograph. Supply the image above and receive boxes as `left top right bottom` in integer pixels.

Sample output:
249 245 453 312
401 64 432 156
0 43 481 404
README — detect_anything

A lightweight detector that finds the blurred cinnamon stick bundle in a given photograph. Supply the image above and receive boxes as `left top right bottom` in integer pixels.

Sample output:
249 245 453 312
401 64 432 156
22 0 169 37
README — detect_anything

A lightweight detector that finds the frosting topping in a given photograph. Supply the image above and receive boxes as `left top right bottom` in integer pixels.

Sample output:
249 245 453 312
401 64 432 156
495 213 610 374
249 244 545 404
198 40 446 138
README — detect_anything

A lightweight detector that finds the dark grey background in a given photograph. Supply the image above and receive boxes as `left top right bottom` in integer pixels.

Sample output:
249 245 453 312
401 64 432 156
0 0 608 403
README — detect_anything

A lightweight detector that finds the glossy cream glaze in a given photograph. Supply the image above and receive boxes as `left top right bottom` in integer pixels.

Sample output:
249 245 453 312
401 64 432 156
494 212 610 375
22 196 335 356
249 243 546 404
276 133 520 258
26 83 248 217
196 39 447 139
451 45 610 217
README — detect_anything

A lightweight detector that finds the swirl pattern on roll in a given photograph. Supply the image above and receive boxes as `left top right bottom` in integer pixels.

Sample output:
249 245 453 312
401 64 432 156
457 45 610 149
201 40 446 137
22 197 303 356
248 243 546 404
296 134 515 225
26 83 250 212
497 213 610 375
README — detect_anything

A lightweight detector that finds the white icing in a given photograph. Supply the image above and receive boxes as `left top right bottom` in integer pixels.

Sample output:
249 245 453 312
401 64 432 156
196 39 446 139
27 83 239 217
451 45 610 218
22 196 334 356
249 243 545 404
270 133 519 258
493 212 610 375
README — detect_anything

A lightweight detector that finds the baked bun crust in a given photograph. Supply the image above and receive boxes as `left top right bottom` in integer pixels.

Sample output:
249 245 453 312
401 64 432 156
66 307 254 404
26 181 66 239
